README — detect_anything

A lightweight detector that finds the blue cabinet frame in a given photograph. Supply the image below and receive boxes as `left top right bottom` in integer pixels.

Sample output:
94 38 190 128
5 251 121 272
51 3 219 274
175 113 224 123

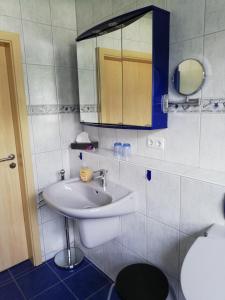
76 5 170 130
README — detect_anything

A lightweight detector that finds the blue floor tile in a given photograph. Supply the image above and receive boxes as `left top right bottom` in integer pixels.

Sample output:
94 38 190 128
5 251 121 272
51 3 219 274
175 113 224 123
88 284 121 300
10 259 34 278
0 281 24 300
32 282 76 300
0 270 11 286
64 265 109 300
47 257 89 280
16 264 59 299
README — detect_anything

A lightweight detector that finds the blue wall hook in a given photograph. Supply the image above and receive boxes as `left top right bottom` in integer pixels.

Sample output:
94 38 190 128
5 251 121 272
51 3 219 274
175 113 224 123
79 152 83 160
146 170 151 181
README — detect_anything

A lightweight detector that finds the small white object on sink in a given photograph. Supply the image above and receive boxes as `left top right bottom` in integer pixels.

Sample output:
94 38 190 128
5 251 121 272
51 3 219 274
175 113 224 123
76 131 91 143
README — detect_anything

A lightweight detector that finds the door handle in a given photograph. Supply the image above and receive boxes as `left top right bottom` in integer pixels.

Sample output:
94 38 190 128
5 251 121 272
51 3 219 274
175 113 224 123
0 154 15 163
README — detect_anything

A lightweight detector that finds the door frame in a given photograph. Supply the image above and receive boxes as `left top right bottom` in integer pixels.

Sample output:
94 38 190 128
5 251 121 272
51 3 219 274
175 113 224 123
0 31 42 266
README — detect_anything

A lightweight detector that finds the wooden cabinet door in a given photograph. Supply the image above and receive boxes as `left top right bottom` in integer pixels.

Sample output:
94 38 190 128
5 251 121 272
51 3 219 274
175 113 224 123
0 43 28 271
97 48 122 124
97 48 152 127
122 50 152 126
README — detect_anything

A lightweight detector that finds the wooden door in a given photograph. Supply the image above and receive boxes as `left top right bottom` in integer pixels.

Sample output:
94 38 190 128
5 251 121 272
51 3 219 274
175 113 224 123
0 42 28 271
122 50 152 126
97 48 122 124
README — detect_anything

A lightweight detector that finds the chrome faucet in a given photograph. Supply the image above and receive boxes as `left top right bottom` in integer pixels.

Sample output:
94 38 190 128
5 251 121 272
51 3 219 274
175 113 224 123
93 169 108 189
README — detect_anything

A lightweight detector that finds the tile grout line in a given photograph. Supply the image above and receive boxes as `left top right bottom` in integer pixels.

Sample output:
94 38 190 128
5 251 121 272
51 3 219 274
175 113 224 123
30 281 61 300
9 262 47 281
8 269 26 300
85 282 110 300
46 259 93 299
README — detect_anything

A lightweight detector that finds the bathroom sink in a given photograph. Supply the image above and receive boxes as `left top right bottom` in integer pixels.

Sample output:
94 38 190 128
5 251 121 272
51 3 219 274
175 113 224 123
43 177 136 219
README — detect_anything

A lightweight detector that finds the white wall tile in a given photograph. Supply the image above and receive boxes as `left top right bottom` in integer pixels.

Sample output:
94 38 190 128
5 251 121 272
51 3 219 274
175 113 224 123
20 0 51 24
23 21 54 65
98 156 120 183
0 16 25 63
83 125 99 141
180 177 225 235
120 161 147 214
75 0 93 34
32 114 60 153
136 0 166 10
112 0 136 15
61 149 71 179
83 151 99 170
120 212 147 258
200 114 225 172
27 65 57 105
205 0 225 34
147 170 180 229
102 240 125 280
59 113 81 149
167 0 205 43
69 149 83 178
50 0 76 30
40 205 59 223
52 27 77 67
202 30 225 98
99 128 117 150
92 0 112 24
147 218 180 279
179 232 196 270
0 0 21 18
137 130 165 160
164 113 200 167
42 216 65 254
86 244 105 271
55 67 78 104
35 150 62 189
121 246 146 269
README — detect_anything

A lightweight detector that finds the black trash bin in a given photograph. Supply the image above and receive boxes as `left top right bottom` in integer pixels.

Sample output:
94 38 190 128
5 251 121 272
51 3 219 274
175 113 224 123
115 263 169 300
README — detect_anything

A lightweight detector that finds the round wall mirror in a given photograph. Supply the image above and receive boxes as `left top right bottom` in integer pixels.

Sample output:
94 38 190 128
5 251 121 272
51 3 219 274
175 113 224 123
173 59 205 96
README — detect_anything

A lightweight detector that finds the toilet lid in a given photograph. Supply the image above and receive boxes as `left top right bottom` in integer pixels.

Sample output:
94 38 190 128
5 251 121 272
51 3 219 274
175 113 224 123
181 237 225 300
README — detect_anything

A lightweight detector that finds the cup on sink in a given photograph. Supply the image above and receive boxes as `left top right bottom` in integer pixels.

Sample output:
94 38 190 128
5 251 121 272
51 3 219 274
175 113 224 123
80 167 93 182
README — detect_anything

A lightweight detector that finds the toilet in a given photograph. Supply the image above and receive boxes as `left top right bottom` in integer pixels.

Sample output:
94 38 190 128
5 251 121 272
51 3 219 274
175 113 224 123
181 224 225 300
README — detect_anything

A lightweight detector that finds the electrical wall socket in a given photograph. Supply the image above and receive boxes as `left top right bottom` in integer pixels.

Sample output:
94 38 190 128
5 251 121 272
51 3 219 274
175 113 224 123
147 136 165 150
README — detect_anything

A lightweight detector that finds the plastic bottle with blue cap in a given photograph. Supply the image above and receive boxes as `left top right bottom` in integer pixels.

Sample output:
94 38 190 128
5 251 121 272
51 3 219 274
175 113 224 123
122 143 131 160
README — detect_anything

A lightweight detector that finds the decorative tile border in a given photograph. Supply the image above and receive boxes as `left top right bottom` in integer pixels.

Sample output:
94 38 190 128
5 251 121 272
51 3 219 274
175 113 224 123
166 97 225 113
201 98 225 113
27 99 225 115
80 104 99 113
27 104 79 115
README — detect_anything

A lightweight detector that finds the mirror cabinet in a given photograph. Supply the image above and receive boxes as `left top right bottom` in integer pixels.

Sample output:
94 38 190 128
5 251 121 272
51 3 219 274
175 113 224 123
76 6 170 129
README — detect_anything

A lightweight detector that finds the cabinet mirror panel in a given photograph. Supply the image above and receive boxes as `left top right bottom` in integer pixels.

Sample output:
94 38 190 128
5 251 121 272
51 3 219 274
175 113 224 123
77 37 98 123
122 12 152 126
96 28 122 124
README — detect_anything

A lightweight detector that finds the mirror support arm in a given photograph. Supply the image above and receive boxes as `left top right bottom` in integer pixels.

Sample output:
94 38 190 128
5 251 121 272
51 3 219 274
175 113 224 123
162 94 200 113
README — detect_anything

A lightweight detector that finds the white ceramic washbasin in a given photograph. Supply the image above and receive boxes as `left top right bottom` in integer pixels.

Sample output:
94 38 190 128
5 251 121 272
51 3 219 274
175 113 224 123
43 177 136 219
